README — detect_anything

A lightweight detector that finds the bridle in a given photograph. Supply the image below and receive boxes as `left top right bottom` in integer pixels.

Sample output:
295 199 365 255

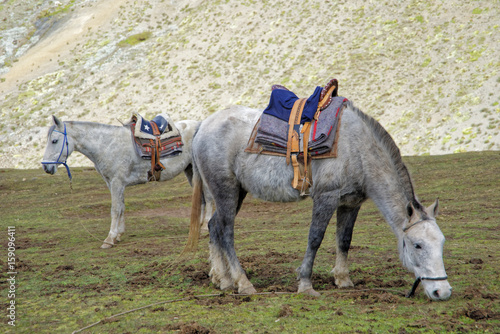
41 123 72 181
406 275 449 298
403 218 448 298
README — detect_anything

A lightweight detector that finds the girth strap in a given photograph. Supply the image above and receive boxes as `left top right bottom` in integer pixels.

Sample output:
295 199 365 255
148 122 166 181
286 98 306 165
286 98 312 193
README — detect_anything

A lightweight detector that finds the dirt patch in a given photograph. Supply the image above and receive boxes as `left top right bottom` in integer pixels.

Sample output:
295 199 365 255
163 322 213 334
55 264 74 271
457 303 500 321
277 304 294 317
126 271 158 286
10 236 59 250
194 294 252 307
1 258 35 272
181 264 211 287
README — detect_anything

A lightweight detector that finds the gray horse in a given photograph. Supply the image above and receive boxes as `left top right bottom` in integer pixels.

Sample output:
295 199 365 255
186 102 452 301
42 115 211 248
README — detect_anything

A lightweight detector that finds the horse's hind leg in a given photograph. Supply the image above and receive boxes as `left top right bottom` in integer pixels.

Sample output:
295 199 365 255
331 206 360 288
208 212 233 290
209 187 255 294
297 191 339 296
200 187 214 233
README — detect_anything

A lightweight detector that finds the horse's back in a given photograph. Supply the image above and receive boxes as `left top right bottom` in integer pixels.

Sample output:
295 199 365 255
197 105 259 136
194 106 303 202
194 105 259 154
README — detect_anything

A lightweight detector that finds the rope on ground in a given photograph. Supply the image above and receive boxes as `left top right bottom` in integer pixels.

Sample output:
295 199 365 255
78 220 103 243
71 288 406 333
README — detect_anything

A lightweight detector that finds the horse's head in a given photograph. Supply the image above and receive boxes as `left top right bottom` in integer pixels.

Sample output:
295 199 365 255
400 199 452 301
42 116 74 176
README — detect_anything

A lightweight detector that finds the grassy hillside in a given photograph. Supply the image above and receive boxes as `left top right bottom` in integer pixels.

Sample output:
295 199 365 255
0 151 498 333
1 0 499 169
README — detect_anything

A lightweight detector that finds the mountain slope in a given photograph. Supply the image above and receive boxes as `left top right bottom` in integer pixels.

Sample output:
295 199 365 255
1 0 499 169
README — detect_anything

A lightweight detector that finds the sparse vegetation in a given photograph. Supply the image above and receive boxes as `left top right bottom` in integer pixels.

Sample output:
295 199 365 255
117 31 152 47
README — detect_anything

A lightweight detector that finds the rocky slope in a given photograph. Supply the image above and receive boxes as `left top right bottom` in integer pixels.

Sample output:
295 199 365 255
1 0 499 169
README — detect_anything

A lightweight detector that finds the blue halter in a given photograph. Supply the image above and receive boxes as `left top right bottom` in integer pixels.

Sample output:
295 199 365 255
41 123 72 181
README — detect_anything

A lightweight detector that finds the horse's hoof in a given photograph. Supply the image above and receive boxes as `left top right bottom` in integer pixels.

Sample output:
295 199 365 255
219 280 234 291
333 274 354 288
299 288 321 297
332 269 354 288
336 279 354 288
239 286 257 295
100 243 113 249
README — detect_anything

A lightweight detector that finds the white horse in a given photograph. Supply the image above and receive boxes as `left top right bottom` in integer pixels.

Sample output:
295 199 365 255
42 115 212 248
186 103 452 301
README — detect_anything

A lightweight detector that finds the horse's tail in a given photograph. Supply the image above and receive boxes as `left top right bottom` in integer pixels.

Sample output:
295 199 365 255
182 167 203 254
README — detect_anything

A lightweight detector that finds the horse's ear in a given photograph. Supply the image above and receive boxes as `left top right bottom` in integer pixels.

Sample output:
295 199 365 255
426 198 439 218
406 202 414 218
52 115 63 129
177 122 187 131
404 202 421 228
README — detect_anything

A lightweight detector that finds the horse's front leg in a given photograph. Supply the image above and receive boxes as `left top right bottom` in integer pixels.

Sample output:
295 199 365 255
297 191 338 296
331 205 360 288
101 181 125 249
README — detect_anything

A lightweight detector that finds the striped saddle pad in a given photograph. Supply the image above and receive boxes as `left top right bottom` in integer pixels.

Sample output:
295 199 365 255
128 113 183 160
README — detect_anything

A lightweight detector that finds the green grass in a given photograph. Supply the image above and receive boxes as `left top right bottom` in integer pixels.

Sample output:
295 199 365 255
0 152 499 333
117 32 153 47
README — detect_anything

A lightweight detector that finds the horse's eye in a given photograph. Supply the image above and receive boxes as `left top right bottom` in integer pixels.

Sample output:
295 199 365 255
415 244 422 249
52 139 58 144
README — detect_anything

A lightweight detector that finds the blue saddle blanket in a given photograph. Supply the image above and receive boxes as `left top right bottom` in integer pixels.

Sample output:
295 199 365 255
254 96 347 156
262 86 323 124
138 115 170 137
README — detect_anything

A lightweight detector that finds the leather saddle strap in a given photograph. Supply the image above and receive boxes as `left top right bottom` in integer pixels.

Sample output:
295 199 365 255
301 121 312 186
291 122 313 191
151 122 160 164
286 98 307 165
314 81 338 120
291 154 300 189
147 138 157 181
149 123 165 181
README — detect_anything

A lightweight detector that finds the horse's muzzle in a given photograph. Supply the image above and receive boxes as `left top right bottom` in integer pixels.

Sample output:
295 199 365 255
43 164 56 175
423 279 452 301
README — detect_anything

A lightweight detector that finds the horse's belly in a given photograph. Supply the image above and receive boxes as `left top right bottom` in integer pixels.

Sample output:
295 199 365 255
236 154 303 202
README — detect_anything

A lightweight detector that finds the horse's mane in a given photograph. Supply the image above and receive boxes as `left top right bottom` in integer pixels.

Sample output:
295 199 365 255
346 101 425 212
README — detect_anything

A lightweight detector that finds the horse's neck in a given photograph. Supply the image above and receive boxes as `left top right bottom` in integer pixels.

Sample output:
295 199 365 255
67 122 130 165
350 108 418 233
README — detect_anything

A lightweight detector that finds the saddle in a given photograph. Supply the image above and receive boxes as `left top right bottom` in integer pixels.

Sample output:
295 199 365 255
245 79 346 194
128 113 183 181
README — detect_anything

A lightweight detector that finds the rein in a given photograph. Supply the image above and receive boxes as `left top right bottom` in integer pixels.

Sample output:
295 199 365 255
41 123 73 182
402 218 448 297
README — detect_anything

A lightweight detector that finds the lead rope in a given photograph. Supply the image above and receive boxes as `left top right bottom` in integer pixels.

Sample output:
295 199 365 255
406 277 422 298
